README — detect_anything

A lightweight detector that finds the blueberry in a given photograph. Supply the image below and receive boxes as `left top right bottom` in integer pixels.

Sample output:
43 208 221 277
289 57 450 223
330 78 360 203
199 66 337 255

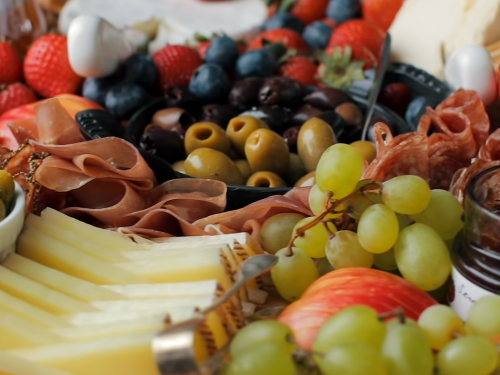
327 0 361 25
189 64 231 103
123 53 158 89
105 82 149 120
405 96 428 129
82 76 116 106
205 35 240 71
264 12 304 33
303 21 333 50
235 49 276 79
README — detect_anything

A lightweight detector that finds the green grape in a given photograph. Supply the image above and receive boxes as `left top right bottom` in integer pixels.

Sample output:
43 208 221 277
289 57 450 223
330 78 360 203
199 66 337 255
374 249 398 271
427 278 451 304
382 175 431 215
381 323 434 375
385 318 418 330
325 230 374 269
230 320 296 358
357 204 399 254
271 247 319 302
417 305 465 351
320 342 388 375
309 184 344 217
293 217 337 258
316 143 364 199
317 257 334 276
465 295 500 337
226 344 297 375
260 213 306 254
436 336 498 375
397 214 411 231
313 305 386 352
394 223 451 291
410 189 464 240
345 182 383 220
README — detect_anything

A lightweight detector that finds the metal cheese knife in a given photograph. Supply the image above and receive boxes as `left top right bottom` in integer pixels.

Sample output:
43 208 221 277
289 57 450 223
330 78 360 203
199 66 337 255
361 34 392 141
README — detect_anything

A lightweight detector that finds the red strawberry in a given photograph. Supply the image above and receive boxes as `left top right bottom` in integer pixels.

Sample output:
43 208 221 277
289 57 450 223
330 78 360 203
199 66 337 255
327 43 378 70
24 35 83 98
269 0 329 25
378 83 412 117
0 41 23 84
0 83 37 116
268 1 279 17
321 18 337 29
362 0 405 32
248 28 310 53
152 45 203 88
278 56 318 86
197 41 211 59
328 20 386 58
316 45 366 90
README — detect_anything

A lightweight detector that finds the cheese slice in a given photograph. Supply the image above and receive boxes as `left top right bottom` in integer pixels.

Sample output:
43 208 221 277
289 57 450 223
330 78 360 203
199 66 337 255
10 331 162 375
103 280 220 299
91 296 215 312
2 254 124 302
39 209 143 253
0 289 65 329
0 267 96 315
17 228 144 285
0 350 76 375
25 215 129 263
117 248 233 289
0 308 59 349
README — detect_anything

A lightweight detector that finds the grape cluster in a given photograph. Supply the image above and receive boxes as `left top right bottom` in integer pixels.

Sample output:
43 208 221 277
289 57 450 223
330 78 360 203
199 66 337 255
259 143 464 301
221 296 500 375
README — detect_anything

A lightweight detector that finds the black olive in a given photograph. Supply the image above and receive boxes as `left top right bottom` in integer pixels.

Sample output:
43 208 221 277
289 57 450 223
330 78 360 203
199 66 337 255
303 87 353 110
229 77 265 110
259 76 304 107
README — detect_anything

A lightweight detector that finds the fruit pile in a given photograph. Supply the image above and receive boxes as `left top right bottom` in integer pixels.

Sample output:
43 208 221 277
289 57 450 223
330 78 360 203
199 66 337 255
223 296 500 375
141 83 379 187
258 143 463 301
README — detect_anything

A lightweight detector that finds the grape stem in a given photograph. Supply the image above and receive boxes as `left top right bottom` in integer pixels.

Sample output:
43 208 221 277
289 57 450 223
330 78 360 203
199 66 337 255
284 181 383 256
377 307 406 323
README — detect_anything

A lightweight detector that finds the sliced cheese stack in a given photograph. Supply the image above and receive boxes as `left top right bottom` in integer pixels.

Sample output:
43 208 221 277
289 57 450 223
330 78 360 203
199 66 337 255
0 208 267 375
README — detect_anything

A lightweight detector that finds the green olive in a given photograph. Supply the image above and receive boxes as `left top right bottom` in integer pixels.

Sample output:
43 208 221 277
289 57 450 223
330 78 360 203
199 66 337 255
298 118 337 172
184 122 232 155
0 199 5 222
285 153 307 186
172 160 186 174
227 116 269 157
0 171 15 208
335 102 364 127
235 160 253 181
245 128 289 176
247 171 287 188
184 148 244 185
294 171 316 187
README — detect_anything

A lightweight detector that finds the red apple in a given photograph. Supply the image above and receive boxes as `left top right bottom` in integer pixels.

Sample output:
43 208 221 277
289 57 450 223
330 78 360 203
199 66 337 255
0 94 102 150
278 268 438 350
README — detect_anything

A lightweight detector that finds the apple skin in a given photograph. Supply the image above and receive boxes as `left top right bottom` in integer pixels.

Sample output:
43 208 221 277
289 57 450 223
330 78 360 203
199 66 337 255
0 94 102 150
278 268 438 350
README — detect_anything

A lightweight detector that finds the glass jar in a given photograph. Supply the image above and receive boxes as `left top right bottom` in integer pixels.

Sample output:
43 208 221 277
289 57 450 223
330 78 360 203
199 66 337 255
450 165 500 320
0 0 47 57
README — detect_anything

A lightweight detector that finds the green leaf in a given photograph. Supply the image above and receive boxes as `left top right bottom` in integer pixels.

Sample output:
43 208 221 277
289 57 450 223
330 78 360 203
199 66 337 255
194 33 210 42
278 0 297 12
266 0 280 6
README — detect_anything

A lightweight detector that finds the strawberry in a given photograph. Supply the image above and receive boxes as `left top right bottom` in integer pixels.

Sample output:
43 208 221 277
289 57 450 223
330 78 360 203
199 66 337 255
0 83 37 116
0 40 23 84
278 56 318 85
327 43 377 70
197 41 212 59
362 0 404 32
24 35 83 98
316 45 366 90
152 45 203 88
268 0 330 25
328 19 386 58
378 83 412 117
248 28 310 53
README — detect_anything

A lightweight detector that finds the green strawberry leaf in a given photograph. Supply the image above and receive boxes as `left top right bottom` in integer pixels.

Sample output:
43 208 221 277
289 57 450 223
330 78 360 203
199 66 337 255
278 0 297 13
194 33 211 43
266 0 280 6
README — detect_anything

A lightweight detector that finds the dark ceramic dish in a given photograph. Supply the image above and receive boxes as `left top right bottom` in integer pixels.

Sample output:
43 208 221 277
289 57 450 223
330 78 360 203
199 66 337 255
77 63 451 210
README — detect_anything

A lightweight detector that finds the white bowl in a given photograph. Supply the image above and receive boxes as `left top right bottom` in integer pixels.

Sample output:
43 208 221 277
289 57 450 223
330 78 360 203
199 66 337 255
0 182 25 262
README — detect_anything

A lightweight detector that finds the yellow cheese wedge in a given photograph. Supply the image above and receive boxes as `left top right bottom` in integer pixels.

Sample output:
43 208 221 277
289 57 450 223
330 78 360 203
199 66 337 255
0 350 76 375
122 243 234 261
0 267 96 315
102 280 220 299
0 308 59 349
2 254 124 302
91 296 216 312
17 228 144 285
0 289 65 329
25 215 129 263
11 331 162 375
39 208 143 253
117 248 233 289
